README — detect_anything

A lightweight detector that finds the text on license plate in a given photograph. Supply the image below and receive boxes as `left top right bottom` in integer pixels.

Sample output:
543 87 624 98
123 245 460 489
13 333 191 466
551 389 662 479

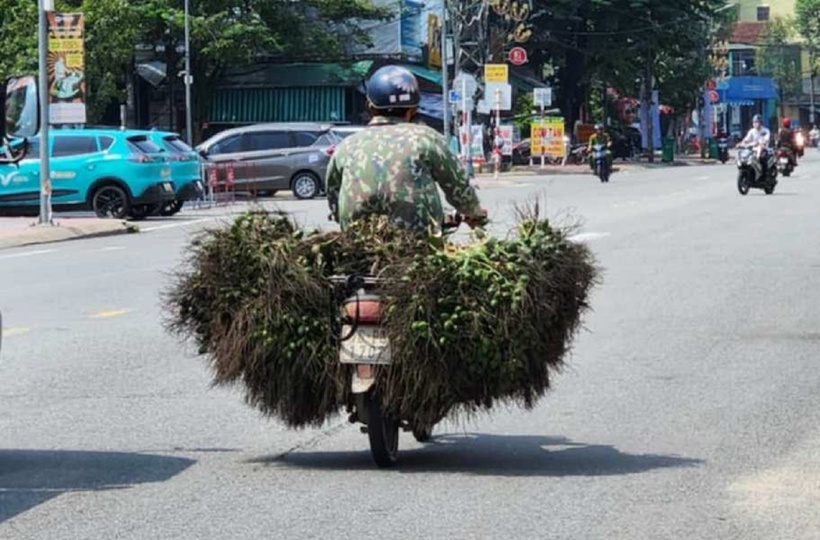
339 326 391 365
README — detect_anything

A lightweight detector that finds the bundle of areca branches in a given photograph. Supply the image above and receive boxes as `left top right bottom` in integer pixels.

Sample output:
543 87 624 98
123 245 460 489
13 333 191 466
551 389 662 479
164 206 598 428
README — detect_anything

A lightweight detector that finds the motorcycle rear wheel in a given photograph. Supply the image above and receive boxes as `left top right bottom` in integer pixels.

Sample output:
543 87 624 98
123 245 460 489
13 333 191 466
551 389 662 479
365 392 400 468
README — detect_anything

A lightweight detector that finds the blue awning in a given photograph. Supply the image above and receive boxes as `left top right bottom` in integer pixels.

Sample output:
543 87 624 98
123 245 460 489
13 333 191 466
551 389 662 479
719 76 778 102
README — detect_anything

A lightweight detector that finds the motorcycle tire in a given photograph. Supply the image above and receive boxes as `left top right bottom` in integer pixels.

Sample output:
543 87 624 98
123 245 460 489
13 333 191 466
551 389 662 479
737 171 751 196
365 392 400 468
720 157 728 164
764 184 776 195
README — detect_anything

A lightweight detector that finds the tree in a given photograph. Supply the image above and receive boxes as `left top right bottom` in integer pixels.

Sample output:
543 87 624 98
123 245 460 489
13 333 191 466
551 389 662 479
757 17 802 118
796 0 820 122
0 0 389 136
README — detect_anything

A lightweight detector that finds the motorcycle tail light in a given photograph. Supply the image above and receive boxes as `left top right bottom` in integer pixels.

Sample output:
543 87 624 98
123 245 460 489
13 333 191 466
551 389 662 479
343 295 382 325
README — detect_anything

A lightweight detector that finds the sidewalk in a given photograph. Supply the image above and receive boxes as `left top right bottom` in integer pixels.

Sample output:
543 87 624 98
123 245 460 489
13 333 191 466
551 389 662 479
474 154 720 178
0 217 137 250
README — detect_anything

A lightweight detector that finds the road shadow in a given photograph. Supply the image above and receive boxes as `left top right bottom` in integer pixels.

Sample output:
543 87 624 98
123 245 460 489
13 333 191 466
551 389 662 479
0 449 195 523
266 433 702 477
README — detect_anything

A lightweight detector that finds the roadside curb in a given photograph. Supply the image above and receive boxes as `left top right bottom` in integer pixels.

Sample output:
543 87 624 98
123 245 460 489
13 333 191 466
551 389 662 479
0 219 138 250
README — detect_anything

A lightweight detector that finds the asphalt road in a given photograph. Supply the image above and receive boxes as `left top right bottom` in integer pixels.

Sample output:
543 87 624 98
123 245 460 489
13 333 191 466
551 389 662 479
1 156 819 539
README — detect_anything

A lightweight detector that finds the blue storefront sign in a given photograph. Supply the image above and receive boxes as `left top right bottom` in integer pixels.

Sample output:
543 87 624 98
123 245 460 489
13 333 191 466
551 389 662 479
718 76 778 105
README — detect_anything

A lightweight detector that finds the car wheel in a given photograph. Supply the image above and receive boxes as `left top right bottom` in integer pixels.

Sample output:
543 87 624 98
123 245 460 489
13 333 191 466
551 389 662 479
160 200 184 216
129 203 160 220
292 172 320 200
92 185 130 219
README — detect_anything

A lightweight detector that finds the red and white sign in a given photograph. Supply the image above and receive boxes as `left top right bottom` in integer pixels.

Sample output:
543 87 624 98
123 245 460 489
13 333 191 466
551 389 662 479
705 79 717 91
508 47 528 66
709 90 720 104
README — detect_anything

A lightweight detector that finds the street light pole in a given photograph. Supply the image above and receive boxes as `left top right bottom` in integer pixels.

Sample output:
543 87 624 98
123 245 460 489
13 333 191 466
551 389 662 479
38 0 52 225
183 0 193 145
440 1 449 139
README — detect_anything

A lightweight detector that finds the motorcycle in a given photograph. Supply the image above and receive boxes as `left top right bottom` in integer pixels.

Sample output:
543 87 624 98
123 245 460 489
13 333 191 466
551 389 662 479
329 215 465 468
775 147 794 177
809 130 820 149
591 143 610 182
794 131 805 157
717 136 729 164
736 145 777 195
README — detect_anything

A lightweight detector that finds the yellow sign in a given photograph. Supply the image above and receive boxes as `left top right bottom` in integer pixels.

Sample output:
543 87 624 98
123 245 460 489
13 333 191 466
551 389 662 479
531 117 565 158
427 14 442 69
484 64 508 83
47 12 86 124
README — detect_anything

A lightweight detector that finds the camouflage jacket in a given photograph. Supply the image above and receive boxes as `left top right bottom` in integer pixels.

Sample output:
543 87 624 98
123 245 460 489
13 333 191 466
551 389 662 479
326 116 482 233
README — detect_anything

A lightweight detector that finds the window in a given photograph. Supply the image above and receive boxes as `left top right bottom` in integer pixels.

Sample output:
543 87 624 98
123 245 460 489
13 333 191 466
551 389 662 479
757 6 770 21
162 136 194 154
208 135 242 155
99 136 115 151
732 50 756 76
294 131 321 147
126 136 162 154
52 136 98 157
246 131 292 151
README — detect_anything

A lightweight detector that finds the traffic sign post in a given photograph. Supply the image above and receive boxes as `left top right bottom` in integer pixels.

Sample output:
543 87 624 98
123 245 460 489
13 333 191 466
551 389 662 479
484 64 508 84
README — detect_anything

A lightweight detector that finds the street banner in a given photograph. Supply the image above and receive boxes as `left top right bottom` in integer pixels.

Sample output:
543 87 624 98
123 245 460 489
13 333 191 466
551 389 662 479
47 12 87 124
458 125 485 162
531 117 564 158
497 125 514 156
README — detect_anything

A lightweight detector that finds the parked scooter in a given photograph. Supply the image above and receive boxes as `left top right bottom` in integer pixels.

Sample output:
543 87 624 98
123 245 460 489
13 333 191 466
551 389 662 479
736 145 777 195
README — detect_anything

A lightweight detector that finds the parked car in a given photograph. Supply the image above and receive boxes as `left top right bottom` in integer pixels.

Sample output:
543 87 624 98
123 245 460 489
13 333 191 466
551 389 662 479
145 130 204 216
196 122 336 199
0 129 175 219
330 125 366 142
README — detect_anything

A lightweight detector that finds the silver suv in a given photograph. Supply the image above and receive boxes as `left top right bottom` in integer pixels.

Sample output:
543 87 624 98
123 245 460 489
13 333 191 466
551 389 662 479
196 123 336 199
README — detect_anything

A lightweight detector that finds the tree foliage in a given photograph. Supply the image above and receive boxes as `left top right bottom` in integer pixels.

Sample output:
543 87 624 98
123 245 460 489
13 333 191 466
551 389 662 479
0 0 389 132
796 0 820 74
522 0 734 125
756 17 802 116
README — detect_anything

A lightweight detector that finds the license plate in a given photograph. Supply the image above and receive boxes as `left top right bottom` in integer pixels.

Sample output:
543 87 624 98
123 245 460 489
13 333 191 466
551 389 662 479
779 158 788 164
162 182 174 192
339 326 391 365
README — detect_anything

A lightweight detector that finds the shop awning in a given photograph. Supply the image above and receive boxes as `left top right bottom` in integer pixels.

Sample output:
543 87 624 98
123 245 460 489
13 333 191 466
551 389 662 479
719 76 778 102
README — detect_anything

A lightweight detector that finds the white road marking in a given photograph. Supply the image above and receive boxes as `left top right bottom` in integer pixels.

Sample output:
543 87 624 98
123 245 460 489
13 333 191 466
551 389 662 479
0 248 58 260
101 246 126 251
568 232 611 242
140 218 211 232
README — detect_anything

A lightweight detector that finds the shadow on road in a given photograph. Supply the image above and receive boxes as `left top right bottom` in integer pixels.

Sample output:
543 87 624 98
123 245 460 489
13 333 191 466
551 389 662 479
0 449 195 523
267 433 703 477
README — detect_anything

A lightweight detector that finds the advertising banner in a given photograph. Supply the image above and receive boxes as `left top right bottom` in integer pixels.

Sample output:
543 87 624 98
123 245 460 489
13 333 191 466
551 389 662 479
530 117 565 158
47 12 86 124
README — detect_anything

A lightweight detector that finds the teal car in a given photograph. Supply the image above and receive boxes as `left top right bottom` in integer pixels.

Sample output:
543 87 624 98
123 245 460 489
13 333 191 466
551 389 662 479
144 130 204 216
0 128 176 219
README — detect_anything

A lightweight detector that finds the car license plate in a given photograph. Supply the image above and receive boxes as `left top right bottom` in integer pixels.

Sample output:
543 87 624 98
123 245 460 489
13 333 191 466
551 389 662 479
162 182 173 193
339 326 391 365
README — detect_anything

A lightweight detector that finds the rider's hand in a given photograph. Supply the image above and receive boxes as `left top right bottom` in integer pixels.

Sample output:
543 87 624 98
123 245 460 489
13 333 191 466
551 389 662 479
463 208 489 229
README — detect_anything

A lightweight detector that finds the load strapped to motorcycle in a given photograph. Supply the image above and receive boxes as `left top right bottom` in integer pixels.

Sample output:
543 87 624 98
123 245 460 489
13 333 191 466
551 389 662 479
164 206 598 467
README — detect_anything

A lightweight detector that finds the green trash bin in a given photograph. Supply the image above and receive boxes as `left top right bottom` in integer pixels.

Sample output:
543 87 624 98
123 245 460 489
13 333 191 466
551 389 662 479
708 138 718 159
662 137 675 163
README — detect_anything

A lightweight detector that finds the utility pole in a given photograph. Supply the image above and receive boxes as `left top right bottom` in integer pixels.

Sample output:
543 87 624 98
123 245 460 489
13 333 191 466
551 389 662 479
183 0 193 145
441 1 450 139
38 0 52 225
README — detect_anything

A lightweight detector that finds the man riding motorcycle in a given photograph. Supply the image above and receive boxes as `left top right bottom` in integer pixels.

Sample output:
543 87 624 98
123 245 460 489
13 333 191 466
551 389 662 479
739 114 774 178
775 117 797 167
325 65 487 234
587 124 612 169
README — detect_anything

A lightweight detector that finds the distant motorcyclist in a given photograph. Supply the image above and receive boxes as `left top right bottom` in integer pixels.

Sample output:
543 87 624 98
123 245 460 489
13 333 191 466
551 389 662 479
740 114 773 177
809 125 820 148
775 118 797 167
587 124 612 169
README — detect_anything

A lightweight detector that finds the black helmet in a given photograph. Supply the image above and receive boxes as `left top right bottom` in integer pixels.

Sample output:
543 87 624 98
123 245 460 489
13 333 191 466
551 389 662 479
366 66 420 110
